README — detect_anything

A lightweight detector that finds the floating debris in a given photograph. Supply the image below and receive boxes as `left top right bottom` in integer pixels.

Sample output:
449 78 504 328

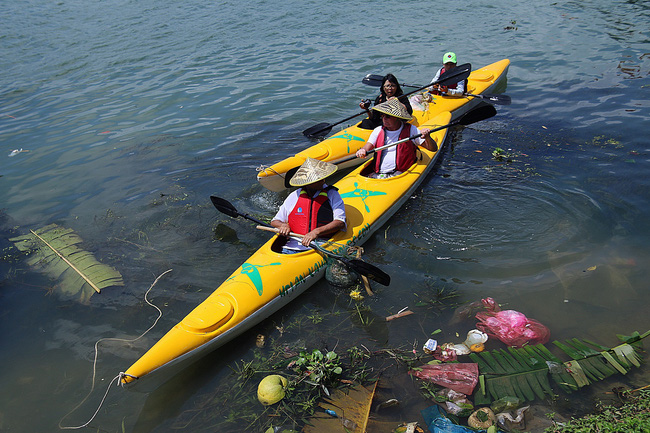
8 148 29 157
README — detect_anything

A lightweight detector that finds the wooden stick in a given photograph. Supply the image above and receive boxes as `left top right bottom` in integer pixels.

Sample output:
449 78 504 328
385 310 413 321
256 224 304 238
30 229 101 293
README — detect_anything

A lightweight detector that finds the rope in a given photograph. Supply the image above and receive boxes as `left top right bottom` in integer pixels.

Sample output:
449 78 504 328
255 164 285 178
59 269 172 430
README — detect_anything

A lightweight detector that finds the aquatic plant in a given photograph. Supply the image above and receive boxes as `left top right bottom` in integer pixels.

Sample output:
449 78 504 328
544 388 650 433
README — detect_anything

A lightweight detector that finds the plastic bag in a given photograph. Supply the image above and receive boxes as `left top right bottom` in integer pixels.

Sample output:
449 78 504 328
475 297 550 347
422 405 485 433
438 388 474 417
409 363 479 395
497 405 529 431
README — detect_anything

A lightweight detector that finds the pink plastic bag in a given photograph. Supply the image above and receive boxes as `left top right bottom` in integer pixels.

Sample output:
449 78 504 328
409 363 479 395
475 298 550 347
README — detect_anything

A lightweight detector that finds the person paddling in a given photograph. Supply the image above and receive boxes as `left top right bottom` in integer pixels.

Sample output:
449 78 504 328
271 158 346 253
359 73 413 130
428 52 466 97
355 97 437 179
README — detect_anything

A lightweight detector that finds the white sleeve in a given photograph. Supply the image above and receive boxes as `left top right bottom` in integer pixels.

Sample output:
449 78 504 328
410 124 425 145
367 126 382 147
446 80 466 96
272 190 300 223
430 68 442 85
328 189 347 228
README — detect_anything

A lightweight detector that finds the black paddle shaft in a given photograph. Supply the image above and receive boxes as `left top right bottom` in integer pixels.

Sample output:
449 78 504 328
302 64 471 138
362 73 511 106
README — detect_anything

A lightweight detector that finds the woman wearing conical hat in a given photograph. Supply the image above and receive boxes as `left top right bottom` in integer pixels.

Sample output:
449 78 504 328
271 158 346 253
355 97 437 179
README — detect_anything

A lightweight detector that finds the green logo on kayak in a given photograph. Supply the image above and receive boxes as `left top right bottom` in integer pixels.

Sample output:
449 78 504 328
233 262 281 296
340 182 387 213
331 132 366 153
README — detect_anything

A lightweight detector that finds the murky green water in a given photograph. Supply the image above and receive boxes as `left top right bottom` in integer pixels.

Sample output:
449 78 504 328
1 0 649 431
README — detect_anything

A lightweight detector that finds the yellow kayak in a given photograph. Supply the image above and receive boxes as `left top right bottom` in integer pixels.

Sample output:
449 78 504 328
257 59 510 192
121 110 456 390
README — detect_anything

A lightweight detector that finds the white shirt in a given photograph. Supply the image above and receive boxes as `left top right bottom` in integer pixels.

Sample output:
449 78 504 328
430 67 466 96
272 184 346 250
367 124 424 173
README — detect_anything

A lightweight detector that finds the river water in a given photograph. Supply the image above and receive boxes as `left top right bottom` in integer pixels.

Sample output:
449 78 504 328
1 0 649 431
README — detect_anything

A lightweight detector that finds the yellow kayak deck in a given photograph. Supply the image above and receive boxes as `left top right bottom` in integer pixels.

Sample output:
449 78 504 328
257 59 509 192
122 110 453 389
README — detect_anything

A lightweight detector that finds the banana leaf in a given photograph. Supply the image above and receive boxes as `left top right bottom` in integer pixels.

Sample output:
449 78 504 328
469 345 556 406
10 224 123 303
468 333 647 405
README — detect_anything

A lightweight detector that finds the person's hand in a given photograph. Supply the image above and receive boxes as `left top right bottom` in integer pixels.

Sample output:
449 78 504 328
420 128 431 138
360 99 371 110
276 223 291 237
356 148 367 158
301 230 318 246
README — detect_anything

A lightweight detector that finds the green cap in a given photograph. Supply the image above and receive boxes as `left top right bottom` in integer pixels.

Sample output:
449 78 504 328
443 52 457 64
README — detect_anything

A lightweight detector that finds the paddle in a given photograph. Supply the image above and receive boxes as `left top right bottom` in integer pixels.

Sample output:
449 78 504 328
302 111 368 139
302 63 472 139
289 103 498 186
285 102 496 189
362 73 511 105
210 195 391 286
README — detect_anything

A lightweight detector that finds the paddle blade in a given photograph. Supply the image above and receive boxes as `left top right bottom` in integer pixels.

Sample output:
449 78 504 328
210 196 240 218
302 122 332 138
361 74 384 87
346 258 391 286
458 103 498 126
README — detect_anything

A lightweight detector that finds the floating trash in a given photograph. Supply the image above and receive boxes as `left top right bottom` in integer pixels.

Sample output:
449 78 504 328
423 339 438 354
8 148 29 157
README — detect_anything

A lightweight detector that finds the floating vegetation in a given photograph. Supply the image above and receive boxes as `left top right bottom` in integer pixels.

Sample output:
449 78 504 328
172 343 376 432
504 20 518 31
590 135 623 149
8 224 123 303
546 388 650 433
466 331 648 405
412 280 461 314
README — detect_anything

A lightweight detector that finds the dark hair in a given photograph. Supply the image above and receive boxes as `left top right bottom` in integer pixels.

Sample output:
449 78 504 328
380 74 404 98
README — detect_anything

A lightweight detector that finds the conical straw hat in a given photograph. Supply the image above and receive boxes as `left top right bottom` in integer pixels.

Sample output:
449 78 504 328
289 157 338 187
371 97 412 121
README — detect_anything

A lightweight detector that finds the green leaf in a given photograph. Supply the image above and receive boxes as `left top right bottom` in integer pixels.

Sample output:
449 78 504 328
600 351 628 375
10 224 124 302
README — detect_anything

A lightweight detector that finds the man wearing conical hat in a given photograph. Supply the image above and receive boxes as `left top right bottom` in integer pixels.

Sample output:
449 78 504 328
271 158 346 253
355 97 438 179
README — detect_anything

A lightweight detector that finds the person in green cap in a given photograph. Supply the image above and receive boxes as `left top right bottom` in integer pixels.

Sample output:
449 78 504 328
428 52 465 97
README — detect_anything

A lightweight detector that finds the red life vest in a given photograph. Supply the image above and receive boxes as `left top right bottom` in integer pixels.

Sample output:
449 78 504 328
431 67 458 95
374 124 417 173
287 186 336 235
